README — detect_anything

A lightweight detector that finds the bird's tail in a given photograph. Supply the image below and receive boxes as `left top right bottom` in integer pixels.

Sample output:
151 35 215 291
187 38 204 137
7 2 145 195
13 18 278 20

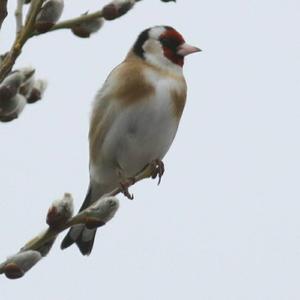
61 186 97 256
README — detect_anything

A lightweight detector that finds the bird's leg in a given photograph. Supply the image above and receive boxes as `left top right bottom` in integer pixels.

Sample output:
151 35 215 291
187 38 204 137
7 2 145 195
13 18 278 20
150 159 165 185
119 177 136 200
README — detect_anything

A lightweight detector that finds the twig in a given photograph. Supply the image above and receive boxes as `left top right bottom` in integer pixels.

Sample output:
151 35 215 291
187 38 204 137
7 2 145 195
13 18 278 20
0 0 44 82
0 162 156 275
31 0 142 36
47 9 103 33
1 0 147 81
15 0 24 33
0 0 8 29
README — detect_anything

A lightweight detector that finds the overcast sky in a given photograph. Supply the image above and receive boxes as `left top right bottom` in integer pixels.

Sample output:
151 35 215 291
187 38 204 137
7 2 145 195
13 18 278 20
1 0 300 299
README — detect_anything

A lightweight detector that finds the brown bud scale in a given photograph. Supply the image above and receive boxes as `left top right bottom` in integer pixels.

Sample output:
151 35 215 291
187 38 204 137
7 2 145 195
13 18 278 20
35 21 55 33
4 263 25 279
27 88 42 104
102 4 118 20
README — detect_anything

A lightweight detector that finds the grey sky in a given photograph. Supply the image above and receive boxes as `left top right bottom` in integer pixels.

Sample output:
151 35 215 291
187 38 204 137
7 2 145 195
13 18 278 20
1 0 300 299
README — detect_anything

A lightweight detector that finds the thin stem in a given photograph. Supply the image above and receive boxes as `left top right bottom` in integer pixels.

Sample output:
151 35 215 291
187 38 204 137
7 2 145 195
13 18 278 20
15 0 24 34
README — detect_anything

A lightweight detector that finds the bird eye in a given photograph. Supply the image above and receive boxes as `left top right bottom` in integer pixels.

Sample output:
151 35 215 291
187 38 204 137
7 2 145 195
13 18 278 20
159 37 179 51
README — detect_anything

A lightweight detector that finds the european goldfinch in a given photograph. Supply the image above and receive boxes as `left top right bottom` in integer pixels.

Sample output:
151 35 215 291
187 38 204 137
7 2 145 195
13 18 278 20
61 25 200 255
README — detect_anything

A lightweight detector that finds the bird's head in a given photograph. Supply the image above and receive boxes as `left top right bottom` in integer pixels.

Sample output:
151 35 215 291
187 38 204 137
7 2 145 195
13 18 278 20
132 26 201 72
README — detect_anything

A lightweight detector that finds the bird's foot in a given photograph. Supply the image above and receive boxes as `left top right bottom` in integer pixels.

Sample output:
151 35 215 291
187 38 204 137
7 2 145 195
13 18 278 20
119 177 136 200
150 159 165 185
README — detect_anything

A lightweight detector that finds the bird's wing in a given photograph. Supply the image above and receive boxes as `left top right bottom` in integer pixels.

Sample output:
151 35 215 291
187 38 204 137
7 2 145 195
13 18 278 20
89 87 117 165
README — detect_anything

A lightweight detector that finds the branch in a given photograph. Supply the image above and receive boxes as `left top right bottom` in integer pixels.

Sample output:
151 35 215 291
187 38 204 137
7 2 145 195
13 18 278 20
0 0 8 29
0 162 159 279
0 0 44 82
23 163 155 252
0 0 141 83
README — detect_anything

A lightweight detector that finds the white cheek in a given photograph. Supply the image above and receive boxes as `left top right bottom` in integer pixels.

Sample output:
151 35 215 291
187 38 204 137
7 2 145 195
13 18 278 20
143 40 183 75
143 39 163 56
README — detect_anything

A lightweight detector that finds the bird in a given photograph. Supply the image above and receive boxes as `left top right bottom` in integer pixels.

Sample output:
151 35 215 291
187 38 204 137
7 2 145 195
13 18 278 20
61 25 200 255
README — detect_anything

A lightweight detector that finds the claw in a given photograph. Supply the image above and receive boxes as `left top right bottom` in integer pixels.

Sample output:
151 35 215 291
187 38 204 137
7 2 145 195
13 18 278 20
150 159 165 185
119 177 135 200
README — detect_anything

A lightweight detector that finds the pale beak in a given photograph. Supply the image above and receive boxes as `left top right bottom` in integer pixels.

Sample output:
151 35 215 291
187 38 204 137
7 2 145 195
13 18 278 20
177 43 201 57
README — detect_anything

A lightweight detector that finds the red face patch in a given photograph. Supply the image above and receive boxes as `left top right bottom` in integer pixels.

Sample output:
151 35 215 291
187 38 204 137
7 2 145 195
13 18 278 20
159 28 185 67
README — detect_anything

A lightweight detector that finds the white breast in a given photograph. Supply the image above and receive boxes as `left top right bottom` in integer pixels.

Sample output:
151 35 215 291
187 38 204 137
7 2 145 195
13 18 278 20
91 68 184 185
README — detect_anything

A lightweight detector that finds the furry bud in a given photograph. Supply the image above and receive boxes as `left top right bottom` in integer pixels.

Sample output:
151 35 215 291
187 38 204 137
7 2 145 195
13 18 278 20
3 251 42 279
19 67 36 97
19 67 35 82
35 0 64 33
71 17 104 38
0 72 23 101
47 193 74 228
102 0 135 21
77 196 119 229
27 79 47 104
0 93 26 122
